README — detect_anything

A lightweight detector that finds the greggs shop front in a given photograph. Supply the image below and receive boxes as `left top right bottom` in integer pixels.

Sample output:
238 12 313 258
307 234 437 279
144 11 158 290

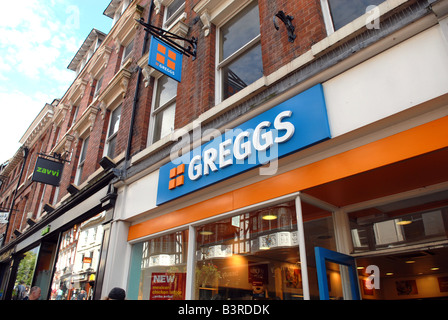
122 27 448 300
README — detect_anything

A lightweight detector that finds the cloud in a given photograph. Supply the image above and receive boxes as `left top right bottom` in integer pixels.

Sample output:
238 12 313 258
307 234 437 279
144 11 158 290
0 0 80 82
0 89 51 164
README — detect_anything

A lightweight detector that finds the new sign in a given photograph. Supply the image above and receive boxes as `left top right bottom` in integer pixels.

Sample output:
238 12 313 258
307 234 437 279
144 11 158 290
156 84 331 206
148 36 183 82
32 157 64 187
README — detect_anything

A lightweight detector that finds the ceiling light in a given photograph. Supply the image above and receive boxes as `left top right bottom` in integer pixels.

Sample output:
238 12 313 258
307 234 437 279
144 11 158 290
357 266 365 270
199 231 214 236
405 260 415 264
396 219 412 226
431 267 440 271
386 272 394 276
262 214 278 220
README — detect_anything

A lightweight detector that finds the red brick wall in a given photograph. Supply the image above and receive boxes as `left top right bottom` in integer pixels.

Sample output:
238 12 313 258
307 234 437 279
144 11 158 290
259 0 326 75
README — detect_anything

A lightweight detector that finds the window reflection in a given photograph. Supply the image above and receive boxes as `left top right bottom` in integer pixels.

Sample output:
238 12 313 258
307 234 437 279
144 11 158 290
349 191 448 253
50 212 106 300
195 201 303 300
138 230 188 300
328 0 385 31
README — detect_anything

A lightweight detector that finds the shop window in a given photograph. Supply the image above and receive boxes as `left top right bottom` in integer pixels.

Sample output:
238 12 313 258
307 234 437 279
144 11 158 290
49 212 106 300
349 190 448 253
164 0 186 28
321 0 385 33
150 75 177 144
130 230 188 300
218 0 263 101
11 246 39 300
75 136 89 185
195 201 304 300
105 105 122 158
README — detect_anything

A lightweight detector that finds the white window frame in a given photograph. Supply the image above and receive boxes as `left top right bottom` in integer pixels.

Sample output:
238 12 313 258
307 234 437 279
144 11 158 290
148 75 177 145
320 0 336 35
104 104 122 159
94 75 103 98
215 0 262 104
75 135 89 185
163 0 186 29
121 38 134 66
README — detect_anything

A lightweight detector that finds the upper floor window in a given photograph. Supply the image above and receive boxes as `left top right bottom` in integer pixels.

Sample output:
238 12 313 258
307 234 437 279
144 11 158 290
94 76 103 98
113 0 132 25
150 75 177 144
105 105 122 158
321 0 385 33
217 1 263 102
122 39 134 66
75 136 89 185
164 0 185 28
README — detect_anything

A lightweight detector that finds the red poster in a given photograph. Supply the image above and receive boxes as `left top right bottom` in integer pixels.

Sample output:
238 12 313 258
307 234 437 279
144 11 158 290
150 273 186 300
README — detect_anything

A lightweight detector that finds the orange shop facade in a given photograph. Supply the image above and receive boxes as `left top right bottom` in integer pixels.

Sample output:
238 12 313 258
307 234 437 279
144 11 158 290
110 24 448 300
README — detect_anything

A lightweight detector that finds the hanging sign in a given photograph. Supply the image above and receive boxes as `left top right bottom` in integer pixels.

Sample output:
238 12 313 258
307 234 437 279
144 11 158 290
148 36 183 82
32 157 64 186
156 84 331 205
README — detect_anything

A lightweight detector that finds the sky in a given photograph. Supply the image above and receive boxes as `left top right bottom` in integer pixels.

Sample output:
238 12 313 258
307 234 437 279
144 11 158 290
0 0 113 164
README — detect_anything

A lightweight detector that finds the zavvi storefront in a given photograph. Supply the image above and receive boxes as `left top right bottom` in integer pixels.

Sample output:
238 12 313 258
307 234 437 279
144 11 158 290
0 173 117 301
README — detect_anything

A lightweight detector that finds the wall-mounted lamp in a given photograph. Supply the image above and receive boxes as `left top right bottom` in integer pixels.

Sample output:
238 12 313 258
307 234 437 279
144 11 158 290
26 218 36 227
99 156 117 170
43 204 55 213
67 183 80 195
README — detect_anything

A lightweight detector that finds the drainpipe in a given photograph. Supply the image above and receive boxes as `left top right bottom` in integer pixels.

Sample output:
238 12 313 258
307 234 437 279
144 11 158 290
1 146 29 247
125 0 155 165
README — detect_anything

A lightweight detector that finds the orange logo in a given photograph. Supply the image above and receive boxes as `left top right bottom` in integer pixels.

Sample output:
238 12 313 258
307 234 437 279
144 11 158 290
169 164 185 190
156 43 177 71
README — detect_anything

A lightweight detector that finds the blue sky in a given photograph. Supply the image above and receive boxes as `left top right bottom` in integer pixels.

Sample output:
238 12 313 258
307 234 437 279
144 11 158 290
0 0 113 164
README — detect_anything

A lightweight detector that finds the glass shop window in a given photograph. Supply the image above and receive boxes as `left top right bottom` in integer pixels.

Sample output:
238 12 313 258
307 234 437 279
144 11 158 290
349 190 448 254
195 201 304 300
131 230 188 300
49 212 106 300
324 0 385 32
11 246 40 300
218 0 263 101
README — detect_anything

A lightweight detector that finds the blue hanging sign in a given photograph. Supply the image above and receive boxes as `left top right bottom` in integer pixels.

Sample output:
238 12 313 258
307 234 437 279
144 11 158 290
148 36 183 82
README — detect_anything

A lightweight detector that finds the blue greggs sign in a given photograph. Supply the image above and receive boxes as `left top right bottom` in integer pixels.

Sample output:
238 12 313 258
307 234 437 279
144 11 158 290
156 84 331 205
148 36 183 82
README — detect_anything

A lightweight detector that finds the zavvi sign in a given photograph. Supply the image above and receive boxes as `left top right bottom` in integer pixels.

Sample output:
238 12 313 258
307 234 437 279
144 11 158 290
156 84 332 205
32 157 64 187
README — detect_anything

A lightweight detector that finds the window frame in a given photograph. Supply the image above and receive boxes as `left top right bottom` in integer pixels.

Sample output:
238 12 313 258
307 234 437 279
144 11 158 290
75 135 90 185
148 75 178 145
215 0 262 103
104 104 122 159
121 38 135 66
163 0 186 29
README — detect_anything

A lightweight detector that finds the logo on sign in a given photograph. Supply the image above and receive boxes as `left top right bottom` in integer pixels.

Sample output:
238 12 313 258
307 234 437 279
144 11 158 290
149 36 183 82
156 84 331 206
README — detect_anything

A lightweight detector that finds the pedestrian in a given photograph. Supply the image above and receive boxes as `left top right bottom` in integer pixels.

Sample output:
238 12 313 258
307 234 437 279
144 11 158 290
23 286 41 300
104 287 126 300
